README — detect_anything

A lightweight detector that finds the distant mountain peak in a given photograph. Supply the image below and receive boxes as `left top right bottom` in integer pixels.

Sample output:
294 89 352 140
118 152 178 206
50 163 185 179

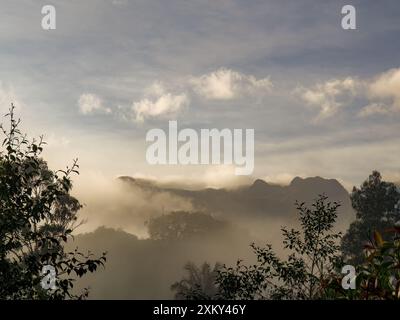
113 174 352 227
118 176 136 184
252 179 269 187
290 176 303 186
289 176 334 186
117 176 158 190
288 176 347 198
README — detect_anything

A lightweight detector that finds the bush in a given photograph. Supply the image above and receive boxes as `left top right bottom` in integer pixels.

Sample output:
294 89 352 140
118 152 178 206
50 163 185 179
0 104 106 299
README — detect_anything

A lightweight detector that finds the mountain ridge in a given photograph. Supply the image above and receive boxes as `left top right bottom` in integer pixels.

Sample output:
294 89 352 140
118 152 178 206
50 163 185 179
117 175 354 226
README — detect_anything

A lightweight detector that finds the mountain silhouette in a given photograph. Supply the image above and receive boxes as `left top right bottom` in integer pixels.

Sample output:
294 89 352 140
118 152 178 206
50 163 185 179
118 175 354 227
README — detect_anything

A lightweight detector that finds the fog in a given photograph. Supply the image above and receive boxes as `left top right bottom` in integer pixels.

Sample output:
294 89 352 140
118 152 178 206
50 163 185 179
72 175 193 237
65 174 354 299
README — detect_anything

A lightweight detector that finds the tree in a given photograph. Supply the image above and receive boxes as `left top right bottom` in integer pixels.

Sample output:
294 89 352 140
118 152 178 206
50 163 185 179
0 104 106 299
341 171 400 264
171 262 222 300
328 225 400 300
147 211 226 241
215 195 342 300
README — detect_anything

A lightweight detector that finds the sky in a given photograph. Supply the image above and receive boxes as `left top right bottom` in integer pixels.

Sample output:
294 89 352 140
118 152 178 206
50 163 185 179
1 0 400 191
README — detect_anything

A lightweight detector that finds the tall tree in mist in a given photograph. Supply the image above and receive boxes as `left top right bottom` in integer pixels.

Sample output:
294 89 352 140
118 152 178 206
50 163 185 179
341 171 400 264
0 105 106 299
171 262 222 299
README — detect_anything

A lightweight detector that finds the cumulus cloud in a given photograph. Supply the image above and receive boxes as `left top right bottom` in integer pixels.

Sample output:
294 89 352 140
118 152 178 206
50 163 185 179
191 68 273 100
131 69 272 122
297 68 400 119
296 77 359 120
78 93 111 115
132 83 189 122
359 68 400 116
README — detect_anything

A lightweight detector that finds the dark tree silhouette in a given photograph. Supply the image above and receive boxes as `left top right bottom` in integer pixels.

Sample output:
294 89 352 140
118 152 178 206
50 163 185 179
214 195 342 300
0 104 106 299
171 262 222 299
173 195 343 300
341 171 400 264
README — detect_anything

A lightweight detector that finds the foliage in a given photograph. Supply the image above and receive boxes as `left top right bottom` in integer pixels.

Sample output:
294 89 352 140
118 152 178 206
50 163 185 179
171 262 222 300
0 104 106 299
328 226 400 300
172 192 400 300
341 171 400 264
195 195 343 300
147 211 226 241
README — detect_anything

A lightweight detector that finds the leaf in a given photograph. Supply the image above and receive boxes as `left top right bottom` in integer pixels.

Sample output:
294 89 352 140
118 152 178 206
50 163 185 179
363 244 375 250
374 231 384 247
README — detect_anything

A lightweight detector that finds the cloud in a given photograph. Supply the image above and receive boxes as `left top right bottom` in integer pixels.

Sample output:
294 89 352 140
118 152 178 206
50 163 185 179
191 68 272 100
132 84 189 122
358 103 390 117
130 168 251 190
45 133 71 147
360 68 400 116
131 69 272 122
72 172 193 237
144 81 167 97
263 173 305 186
200 165 253 189
78 93 111 115
298 68 400 119
0 82 23 113
296 77 359 120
